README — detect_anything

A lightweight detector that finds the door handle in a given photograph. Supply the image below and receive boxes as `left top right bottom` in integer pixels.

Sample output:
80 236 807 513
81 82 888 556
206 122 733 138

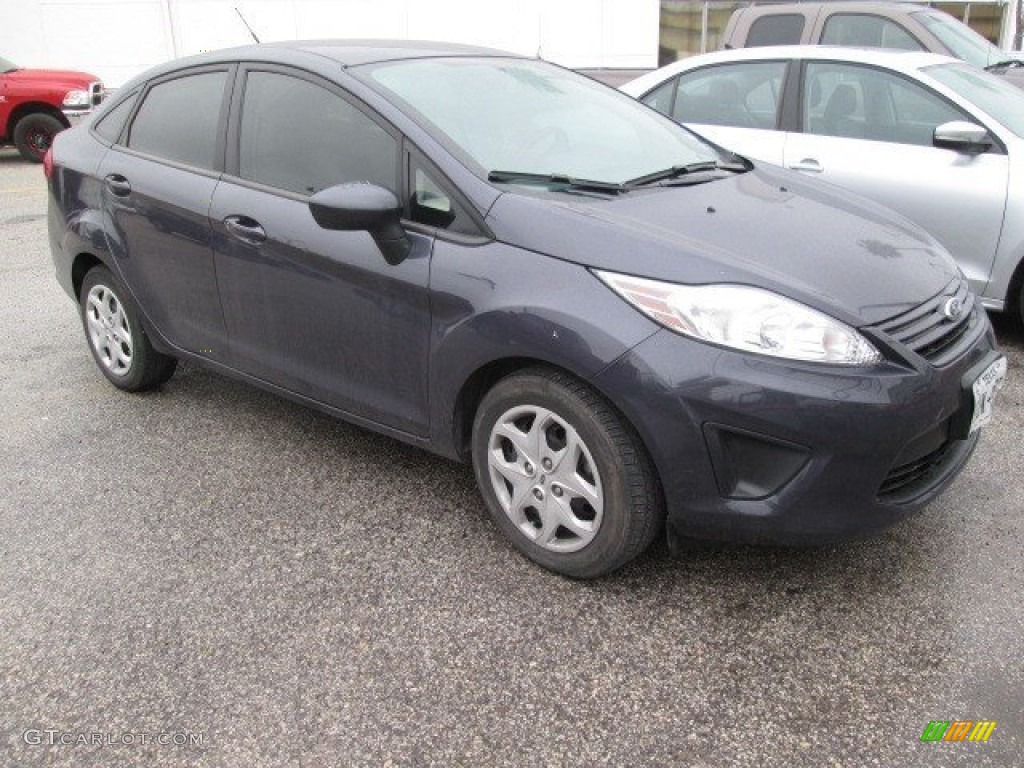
223 215 267 244
104 174 132 196
788 159 823 173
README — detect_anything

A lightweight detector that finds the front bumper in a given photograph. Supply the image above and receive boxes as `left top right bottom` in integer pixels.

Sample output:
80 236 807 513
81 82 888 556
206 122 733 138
594 304 999 547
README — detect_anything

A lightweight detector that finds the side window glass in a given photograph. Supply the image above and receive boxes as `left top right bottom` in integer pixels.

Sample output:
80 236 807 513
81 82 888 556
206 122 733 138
239 71 397 196
748 15 806 46
821 14 924 51
804 64 867 139
673 62 786 129
641 79 676 116
804 63 965 145
409 162 479 236
93 91 137 144
128 72 227 169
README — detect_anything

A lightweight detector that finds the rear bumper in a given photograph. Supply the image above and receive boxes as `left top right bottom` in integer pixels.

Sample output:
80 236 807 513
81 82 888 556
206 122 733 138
593 307 999 547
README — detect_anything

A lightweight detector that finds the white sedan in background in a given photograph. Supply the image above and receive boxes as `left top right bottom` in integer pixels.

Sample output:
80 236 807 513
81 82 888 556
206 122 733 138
622 46 1024 322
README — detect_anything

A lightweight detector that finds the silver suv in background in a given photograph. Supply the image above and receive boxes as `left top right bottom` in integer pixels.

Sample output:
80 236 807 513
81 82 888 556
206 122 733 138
722 2 1024 87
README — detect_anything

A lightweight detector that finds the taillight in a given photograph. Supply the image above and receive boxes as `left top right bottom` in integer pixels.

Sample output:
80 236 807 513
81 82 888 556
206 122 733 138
43 148 54 181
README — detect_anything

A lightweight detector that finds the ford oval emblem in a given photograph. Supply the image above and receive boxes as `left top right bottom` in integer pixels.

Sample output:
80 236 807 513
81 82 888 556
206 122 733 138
942 297 963 321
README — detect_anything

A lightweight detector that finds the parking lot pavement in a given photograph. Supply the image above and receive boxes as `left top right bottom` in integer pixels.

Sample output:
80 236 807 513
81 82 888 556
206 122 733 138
1 146 1021 767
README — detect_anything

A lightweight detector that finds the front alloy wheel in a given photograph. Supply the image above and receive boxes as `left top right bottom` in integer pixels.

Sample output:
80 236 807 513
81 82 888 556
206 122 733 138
487 404 604 553
472 367 664 579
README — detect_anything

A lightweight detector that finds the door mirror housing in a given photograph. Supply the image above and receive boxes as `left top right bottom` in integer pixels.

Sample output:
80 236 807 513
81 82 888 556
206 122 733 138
933 121 993 155
308 183 412 265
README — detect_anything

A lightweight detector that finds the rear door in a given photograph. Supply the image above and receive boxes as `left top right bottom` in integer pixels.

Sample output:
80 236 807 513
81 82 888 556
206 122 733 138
97 66 232 357
783 61 1008 294
210 65 433 435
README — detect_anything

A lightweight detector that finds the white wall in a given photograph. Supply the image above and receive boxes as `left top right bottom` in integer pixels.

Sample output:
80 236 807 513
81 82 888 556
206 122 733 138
1 0 659 87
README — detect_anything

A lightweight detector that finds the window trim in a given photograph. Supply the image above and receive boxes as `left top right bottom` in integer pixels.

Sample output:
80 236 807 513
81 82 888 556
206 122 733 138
117 64 236 176
794 59 1006 154
222 62 403 201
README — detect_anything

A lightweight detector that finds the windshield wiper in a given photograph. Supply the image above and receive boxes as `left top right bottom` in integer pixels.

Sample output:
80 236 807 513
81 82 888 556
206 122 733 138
625 159 748 188
487 170 626 194
985 58 1024 71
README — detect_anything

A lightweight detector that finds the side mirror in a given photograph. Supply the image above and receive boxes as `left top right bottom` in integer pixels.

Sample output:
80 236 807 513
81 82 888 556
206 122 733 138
308 183 412 265
933 121 993 155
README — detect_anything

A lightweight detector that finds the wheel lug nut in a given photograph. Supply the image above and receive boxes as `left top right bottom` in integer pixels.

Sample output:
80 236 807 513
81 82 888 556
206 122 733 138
524 462 534 476
532 487 544 500
552 485 563 498
542 458 553 471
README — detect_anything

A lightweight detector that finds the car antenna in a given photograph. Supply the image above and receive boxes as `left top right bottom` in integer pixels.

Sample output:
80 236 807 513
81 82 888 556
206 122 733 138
235 6 261 43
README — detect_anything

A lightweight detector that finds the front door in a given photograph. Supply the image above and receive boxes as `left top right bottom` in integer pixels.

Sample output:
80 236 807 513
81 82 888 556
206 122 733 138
784 61 1009 294
211 67 432 436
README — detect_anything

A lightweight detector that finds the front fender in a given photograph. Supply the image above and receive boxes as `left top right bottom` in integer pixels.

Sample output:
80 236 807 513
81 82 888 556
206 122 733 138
427 239 658 457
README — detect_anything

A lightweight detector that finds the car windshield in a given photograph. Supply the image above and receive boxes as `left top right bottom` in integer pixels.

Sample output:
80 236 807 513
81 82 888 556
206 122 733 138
361 57 720 185
914 11 1006 69
925 62 1024 138
0 55 18 73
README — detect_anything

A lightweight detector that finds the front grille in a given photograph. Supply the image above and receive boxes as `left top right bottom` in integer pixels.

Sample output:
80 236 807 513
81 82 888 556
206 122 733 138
878 439 953 499
872 278 977 365
90 81 105 106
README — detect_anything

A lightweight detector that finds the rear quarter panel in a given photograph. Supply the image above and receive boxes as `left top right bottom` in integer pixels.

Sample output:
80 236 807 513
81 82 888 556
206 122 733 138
47 125 111 300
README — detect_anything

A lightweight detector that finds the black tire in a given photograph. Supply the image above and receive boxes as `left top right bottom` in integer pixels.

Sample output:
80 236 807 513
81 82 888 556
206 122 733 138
79 266 177 391
1019 281 1024 327
471 367 664 579
12 113 64 163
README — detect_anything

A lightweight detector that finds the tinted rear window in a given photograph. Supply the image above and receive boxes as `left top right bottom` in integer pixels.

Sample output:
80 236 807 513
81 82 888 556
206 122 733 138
128 71 227 170
747 15 805 46
93 91 137 144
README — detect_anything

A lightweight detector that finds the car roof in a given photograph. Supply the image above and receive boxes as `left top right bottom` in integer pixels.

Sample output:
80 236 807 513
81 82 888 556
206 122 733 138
116 39 519 91
622 45 960 95
265 39 516 66
733 1 937 12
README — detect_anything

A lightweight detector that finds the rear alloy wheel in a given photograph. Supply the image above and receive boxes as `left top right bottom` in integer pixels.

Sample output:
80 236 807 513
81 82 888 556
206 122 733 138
79 266 176 391
12 113 64 163
472 368 664 579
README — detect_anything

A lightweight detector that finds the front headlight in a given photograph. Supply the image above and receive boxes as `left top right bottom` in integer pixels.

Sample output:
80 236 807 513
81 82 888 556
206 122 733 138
596 271 882 366
62 90 90 107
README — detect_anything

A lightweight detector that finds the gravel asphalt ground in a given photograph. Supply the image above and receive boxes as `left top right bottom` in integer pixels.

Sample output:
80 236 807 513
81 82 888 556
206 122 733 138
1 147 1022 767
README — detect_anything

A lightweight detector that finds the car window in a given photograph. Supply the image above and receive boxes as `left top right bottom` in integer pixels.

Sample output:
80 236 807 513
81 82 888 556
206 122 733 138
926 62 1024 138
127 71 227 169
821 14 924 51
641 78 676 115
408 160 479 236
804 62 966 145
915 11 1004 69
93 90 138 144
672 62 786 129
747 15 805 46
238 71 397 196
364 57 718 186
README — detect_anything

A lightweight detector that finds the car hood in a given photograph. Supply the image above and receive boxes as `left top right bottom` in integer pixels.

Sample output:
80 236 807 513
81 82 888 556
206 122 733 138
2 68 99 88
484 165 958 327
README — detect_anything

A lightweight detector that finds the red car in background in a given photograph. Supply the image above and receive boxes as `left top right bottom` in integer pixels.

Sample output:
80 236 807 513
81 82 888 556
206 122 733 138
1 54 104 162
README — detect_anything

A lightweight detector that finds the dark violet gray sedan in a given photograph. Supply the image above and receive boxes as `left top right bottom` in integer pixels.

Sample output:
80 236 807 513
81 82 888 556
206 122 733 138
46 40 1006 578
